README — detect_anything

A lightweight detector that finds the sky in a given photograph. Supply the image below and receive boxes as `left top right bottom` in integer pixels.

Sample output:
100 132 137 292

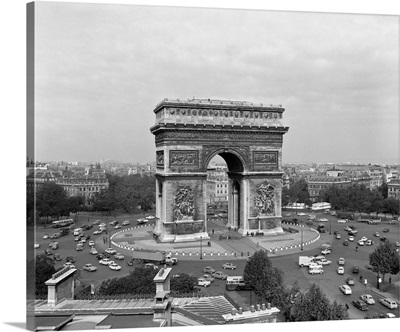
31 2 399 165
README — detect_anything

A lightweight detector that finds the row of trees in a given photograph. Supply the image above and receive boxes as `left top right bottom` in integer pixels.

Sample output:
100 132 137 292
27 174 157 224
27 182 85 225
243 250 348 321
319 183 399 215
92 174 155 214
282 178 399 215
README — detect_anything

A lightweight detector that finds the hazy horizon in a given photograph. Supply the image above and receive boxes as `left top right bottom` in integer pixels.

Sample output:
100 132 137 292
31 3 399 166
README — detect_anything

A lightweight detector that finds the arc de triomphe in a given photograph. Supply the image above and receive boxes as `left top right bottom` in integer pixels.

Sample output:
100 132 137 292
150 98 289 242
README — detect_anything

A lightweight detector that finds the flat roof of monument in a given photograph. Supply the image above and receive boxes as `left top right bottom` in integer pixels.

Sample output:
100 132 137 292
154 97 284 112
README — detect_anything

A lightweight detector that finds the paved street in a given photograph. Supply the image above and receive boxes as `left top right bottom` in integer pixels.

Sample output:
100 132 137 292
31 212 399 320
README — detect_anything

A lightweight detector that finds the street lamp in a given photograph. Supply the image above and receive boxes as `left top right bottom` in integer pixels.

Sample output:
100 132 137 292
200 236 203 259
301 228 303 251
329 217 332 235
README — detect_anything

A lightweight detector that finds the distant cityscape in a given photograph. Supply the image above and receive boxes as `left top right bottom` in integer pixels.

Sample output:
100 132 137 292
26 158 400 207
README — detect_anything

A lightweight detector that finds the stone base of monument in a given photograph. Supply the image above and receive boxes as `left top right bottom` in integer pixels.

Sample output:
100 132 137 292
238 226 285 236
158 232 210 243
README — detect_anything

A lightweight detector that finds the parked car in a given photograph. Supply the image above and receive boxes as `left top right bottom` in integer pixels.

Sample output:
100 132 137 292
335 233 341 239
381 313 396 318
360 236 368 242
198 278 211 287
339 285 352 295
93 230 102 235
45 249 53 256
65 256 75 263
122 220 130 226
145 263 159 270
348 236 354 242
337 267 344 275
89 247 98 255
222 263 237 270
105 247 117 255
201 274 215 283
109 263 122 271
34 243 40 249
88 240 95 247
343 240 349 246
99 258 113 266
338 258 345 265
365 240 374 246
346 277 355 286
114 225 121 229
114 253 125 260
203 266 216 274
212 271 228 280
321 249 331 255
379 297 398 309
357 240 365 246
352 266 360 274
317 259 332 265
53 253 62 261
83 263 97 272
352 300 368 311
360 294 375 305
76 244 83 251
63 262 75 268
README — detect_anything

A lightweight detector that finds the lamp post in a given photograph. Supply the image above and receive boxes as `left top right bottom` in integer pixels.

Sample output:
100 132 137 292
329 216 332 235
200 236 203 259
301 227 304 251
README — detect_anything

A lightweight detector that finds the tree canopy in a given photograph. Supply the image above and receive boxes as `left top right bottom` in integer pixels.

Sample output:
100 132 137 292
34 254 56 297
319 183 399 214
369 240 400 282
170 273 198 294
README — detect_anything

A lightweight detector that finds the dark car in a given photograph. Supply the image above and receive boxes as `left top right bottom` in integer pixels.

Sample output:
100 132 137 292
65 256 75 263
45 249 53 256
352 266 360 274
380 236 387 242
352 300 368 311
343 240 349 246
53 253 62 261
236 282 253 291
382 228 389 233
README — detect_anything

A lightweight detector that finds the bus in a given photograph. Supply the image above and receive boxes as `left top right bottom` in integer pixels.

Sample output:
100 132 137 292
52 219 74 228
225 276 252 291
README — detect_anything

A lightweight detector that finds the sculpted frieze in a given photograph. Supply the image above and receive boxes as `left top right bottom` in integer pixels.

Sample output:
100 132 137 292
156 151 164 166
170 150 199 167
253 151 278 166
255 182 275 216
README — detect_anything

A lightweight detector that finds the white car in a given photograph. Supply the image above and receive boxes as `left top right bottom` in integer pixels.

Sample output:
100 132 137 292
34 243 40 249
222 263 237 270
99 223 106 227
337 267 344 275
114 225 121 229
88 240 95 246
297 213 306 216
319 218 328 222
339 285 352 295
93 230 102 235
198 278 211 287
317 259 332 265
344 226 352 232
109 263 121 271
365 240 373 246
338 258 345 265
146 215 156 219
357 240 365 246
89 247 98 255
321 249 331 255
337 219 348 224
63 262 75 269
360 236 368 242
379 297 398 309
360 294 375 305
309 268 323 275
99 258 113 266
83 263 97 272
105 248 117 255
43 234 50 239
122 220 130 226
114 253 125 260
349 236 354 242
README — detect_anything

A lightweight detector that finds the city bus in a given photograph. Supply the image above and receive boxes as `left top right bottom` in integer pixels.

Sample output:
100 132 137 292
52 219 74 228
